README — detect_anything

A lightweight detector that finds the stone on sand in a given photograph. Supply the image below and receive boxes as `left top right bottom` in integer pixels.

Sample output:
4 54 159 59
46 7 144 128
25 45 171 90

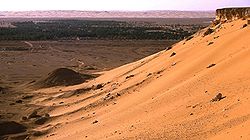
211 93 225 102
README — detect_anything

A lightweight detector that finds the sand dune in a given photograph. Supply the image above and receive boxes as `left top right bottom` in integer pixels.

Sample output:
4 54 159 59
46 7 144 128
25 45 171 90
2 18 249 139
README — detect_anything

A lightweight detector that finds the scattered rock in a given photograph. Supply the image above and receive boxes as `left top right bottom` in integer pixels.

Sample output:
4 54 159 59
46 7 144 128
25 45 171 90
170 52 176 57
59 102 64 104
74 87 92 95
207 64 216 68
92 120 98 124
95 84 104 90
59 88 92 98
147 73 152 77
34 116 49 125
171 62 177 66
156 70 164 74
208 42 214 46
214 36 219 39
203 28 214 36
212 20 220 26
190 113 194 115
211 93 225 102
0 121 27 136
186 36 194 41
28 110 40 119
192 104 198 108
15 100 23 104
242 24 248 28
116 93 121 96
106 93 111 97
126 75 134 79
48 133 55 137
165 46 172 51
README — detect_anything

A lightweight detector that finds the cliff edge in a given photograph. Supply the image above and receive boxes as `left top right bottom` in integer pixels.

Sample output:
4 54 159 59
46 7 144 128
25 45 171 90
216 7 250 21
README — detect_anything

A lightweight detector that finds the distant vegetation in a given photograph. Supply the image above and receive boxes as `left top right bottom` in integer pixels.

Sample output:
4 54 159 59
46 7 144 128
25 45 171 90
0 19 209 40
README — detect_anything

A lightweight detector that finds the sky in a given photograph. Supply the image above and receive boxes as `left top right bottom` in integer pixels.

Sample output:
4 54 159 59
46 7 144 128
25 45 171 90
0 0 249 11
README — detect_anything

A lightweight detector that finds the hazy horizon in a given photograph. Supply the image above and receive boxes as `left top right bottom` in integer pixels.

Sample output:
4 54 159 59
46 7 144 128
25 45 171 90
1 9 216 12
0 0 249 11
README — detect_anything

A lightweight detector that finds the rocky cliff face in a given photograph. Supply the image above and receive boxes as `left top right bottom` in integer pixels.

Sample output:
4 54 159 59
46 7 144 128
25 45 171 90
216 7 250 21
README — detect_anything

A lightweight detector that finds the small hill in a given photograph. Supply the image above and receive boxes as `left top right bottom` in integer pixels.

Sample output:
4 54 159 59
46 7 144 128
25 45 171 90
33 68 94 88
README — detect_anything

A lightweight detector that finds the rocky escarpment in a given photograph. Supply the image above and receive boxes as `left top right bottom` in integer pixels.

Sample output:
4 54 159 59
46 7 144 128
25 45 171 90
216 7 250 21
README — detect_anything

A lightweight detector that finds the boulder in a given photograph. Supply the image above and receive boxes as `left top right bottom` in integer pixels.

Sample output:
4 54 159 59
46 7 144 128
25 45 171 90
211 93 225 102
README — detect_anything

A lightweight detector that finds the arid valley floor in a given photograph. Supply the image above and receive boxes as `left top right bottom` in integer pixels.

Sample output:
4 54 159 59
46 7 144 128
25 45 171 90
0 40 174 84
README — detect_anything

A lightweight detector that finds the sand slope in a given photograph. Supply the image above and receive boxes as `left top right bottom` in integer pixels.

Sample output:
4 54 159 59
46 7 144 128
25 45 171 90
31 19 250 140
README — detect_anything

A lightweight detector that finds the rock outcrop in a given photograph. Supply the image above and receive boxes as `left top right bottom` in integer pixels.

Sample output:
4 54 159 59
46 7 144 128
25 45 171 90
216 7 250 21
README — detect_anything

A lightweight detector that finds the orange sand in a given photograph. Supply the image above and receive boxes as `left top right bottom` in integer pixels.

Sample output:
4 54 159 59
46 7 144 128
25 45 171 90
31 19 250 140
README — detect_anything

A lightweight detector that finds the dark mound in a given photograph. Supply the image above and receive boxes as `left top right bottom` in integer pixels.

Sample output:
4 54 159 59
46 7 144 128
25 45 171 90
34 68 95 88
0 121 27 136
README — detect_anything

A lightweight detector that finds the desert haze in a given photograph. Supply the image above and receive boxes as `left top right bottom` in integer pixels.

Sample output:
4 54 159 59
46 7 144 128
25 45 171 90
0 7 250 140
0 10 214 18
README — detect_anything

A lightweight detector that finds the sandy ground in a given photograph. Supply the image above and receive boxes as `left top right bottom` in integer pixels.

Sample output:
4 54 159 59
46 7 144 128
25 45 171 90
1 18 250 139
0 40 174 85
